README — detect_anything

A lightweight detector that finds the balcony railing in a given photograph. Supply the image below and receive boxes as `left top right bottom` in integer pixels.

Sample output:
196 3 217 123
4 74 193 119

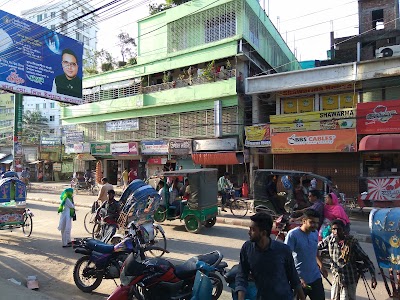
141 69 236 94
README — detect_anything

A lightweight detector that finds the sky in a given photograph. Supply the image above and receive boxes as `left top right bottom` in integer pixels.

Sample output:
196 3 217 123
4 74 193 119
0 0 359 62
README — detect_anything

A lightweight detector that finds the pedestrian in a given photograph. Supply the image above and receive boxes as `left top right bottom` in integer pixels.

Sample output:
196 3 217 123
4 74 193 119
235 212 306 300
122 168 129 190
318 219 377 300
218 172 231 212
97 177 113 205
128 168 137 183
285 209 328 300
57 188 75 248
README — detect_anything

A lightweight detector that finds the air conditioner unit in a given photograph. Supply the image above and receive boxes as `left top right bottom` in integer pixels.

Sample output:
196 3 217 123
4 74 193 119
375 45 400 58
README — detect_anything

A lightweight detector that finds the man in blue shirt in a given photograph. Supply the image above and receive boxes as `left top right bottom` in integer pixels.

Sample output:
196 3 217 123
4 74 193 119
285 209 328 300
235 212 305 300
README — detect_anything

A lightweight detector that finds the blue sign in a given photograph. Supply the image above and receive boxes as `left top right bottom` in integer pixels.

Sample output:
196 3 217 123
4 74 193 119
141 140 169 155
0 10 83 104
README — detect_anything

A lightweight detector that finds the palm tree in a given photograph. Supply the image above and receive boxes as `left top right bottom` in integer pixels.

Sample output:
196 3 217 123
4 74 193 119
22 110 49 144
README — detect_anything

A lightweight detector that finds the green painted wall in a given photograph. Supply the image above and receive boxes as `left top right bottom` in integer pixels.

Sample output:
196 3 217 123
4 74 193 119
62 77 237 124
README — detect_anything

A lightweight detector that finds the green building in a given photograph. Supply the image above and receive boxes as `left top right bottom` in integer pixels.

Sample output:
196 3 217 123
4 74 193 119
61 0 299 185
0 93 14 147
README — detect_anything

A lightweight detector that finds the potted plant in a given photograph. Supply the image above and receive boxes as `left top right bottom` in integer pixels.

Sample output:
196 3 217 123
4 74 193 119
201 60 215 82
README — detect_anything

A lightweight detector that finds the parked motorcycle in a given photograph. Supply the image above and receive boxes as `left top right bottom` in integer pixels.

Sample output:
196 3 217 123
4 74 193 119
107 250 227 300
73 221 167 293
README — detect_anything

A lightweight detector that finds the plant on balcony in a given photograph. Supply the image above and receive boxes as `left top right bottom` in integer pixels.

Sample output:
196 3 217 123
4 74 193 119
201 60 215 82
226 59 232 70
187 66 193 85
178 73 185 81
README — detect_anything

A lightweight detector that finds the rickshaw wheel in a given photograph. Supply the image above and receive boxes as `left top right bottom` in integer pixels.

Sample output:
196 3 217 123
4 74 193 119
154 206 167 223
204 217 217 228
22 213 33 237
184 215 201 233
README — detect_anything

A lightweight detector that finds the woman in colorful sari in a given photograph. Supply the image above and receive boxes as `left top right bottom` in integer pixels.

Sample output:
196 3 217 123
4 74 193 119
58 188 75 248
319 192 350 239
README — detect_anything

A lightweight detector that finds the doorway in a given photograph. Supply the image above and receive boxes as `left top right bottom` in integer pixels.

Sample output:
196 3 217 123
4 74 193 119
107 160 118 185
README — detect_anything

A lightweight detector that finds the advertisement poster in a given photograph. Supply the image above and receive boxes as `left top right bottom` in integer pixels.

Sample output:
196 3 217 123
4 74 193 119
0 10 83 104
244 124 271 147
270 108 356 133
357 100 400 134
271 129 357 154
360 178 400 201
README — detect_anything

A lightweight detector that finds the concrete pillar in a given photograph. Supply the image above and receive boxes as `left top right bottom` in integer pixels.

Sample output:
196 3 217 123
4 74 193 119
249 94 260 196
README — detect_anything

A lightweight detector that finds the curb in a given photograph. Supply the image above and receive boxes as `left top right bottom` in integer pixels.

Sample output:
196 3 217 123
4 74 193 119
28 196 372 244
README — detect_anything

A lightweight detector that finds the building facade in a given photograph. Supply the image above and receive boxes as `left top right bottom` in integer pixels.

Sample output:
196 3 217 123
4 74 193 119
61 0 300 185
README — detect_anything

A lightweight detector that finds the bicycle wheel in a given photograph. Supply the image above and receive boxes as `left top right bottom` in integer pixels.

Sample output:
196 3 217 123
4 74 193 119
22 212 33 237
84 211 96 234
148 226 167 257
92 222 102 240
230 199 248 218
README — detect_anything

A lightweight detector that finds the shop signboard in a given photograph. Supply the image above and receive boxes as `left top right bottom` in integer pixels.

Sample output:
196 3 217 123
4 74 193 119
270 108 356 133
0 10 83 104
41 136 62 145
53 163 62 172
111 142 139 155
360 178 400 201
271 129 357 154
147 157 168 165
65 142 90 153
193 138 237 151
40 145 60 152
357 100 400 134
168 139 192 155
90 143 111 155
278 83 359 97
65 131 84 143
244 124 271 147
106 118 139 132
141 140 169 155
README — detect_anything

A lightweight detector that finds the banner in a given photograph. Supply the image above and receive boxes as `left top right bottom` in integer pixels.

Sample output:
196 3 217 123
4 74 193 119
360 178 400 201
0 10 83 104
270 108 356 133
357 99 400 134
244 125 271 147
271 129 357 154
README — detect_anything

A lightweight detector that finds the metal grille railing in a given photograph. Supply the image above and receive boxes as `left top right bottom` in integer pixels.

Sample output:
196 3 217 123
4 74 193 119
82 83 142 104
167 1 241 53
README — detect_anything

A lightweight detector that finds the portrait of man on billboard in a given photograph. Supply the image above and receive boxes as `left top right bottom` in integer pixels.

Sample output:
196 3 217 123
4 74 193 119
51 48 82 98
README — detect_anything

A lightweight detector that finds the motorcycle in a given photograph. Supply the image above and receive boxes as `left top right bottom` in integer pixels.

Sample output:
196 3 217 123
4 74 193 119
107 250 227 300
71 177 98 195
73 221 167 293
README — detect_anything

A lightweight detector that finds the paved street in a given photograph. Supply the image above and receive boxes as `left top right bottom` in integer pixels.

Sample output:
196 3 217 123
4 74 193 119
0 195 391 300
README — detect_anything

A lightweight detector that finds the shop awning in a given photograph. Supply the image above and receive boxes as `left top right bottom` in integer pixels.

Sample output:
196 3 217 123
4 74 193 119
192 152 243 165
76 153 96 161
359 134 400 151
0 154 13 164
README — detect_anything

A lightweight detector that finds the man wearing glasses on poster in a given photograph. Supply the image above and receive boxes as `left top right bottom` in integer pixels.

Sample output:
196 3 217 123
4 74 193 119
52 49 82 98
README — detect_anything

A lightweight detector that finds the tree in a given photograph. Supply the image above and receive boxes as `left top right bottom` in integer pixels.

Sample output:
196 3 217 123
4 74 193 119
149 0 188 15
117 32 136 64
22 110 49 143
97 49 116 72
83 49 100 76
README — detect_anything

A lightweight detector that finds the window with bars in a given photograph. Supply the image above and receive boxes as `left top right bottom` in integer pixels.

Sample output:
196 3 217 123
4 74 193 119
204 12 236 43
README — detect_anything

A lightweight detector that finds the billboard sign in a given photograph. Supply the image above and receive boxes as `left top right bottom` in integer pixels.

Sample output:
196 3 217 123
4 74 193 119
357 100 400 134
270 108 356 133
0 10 83 104
271 129 357 154
141 140 169 155
111 142 139 155
244 124 271 147
106 118 139 132
360 178 400 201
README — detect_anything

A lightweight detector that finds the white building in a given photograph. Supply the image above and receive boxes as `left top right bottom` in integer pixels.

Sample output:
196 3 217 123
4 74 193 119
20 0 98 136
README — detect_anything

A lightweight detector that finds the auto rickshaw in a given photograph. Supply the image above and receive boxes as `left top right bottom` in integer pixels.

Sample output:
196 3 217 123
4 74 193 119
150 168 219 233
0 171 33 236
370 208 400 299
253 169 341 217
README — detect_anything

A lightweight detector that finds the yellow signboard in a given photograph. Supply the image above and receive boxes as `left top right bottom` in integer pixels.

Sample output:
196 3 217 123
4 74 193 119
270 108 356 133
321 95 339 110
282 99 298 114
340 93 356 108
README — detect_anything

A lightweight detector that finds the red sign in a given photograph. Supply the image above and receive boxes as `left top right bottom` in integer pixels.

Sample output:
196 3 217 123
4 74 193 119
271 129 357 154
357 100 400 134
360 178 400 201
147 157 167 165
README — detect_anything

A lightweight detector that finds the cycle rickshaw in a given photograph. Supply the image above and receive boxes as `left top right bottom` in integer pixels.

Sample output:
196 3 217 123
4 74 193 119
150 168 219 233
0 171 33 236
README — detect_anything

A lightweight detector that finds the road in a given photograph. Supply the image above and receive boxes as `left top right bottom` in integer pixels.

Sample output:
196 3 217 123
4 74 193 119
0 198 389 300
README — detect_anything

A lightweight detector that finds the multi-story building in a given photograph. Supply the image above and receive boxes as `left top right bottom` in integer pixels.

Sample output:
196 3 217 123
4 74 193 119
245 0 400 202
61 0 300 185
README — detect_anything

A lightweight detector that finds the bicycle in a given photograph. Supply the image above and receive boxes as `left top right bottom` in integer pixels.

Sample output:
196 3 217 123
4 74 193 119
220 188 249 218
83 201 100 234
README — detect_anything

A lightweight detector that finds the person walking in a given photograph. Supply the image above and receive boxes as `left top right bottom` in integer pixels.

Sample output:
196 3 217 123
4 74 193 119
128 168 137 184
218 172 231 212
97 177 113 205
57 188 75 248
318 219 377 300
235 212 306 300
122 168 129 190
285 209 328 300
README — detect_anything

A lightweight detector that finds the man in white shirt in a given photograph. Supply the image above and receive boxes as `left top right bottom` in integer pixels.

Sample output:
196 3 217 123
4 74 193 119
97 177 113 204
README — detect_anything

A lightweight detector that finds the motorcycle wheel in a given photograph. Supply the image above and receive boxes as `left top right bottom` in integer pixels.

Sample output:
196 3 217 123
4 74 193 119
204 217 216 228
73 255 103 293
209 273 223 300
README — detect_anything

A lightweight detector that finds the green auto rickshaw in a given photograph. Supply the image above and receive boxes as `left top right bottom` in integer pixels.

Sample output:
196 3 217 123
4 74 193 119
151 168 218 233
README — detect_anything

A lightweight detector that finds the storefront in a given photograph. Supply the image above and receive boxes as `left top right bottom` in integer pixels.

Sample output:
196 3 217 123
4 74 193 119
140 140 169 177
168 139 194 170
111 142 143 183
90 143 114 183
191 137 246 187
357 99 400 207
